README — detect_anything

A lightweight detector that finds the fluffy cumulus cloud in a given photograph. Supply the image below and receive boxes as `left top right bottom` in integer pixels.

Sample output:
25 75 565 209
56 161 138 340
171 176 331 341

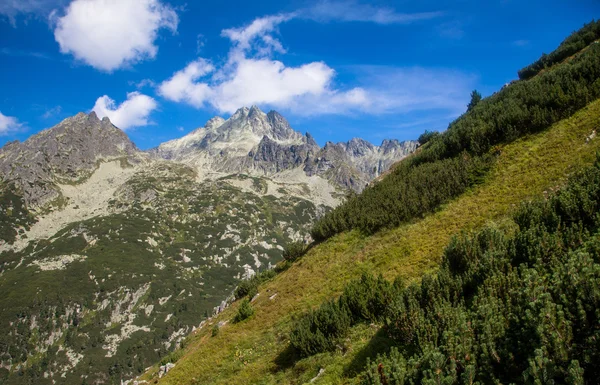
158 12 470 117
159 15 368 115
158 59 214 107
0 111 23 135
92 92 157 130
53 0 178 72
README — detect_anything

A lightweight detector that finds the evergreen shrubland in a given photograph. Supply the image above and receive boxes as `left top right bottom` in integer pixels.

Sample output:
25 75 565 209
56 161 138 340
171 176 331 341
311 38 600 242
233 299 254 323
518 20 600 80
282 241 308 262
292 158 600 384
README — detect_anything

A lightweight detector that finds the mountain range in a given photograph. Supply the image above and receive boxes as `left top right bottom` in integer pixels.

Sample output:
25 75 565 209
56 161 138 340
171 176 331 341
0 106 417 384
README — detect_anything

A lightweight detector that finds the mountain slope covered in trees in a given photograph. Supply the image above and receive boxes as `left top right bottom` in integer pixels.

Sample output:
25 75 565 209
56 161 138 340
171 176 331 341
137 23 600 385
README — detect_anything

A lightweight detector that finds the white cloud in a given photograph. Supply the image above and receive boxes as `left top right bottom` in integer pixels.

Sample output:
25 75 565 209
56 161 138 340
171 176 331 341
301 1 443 24
92 92 157 130
53 0 178 72
159 15 366 114
158 59 214 107
132 78 156 89
221 14 292 57
158 13 473 118
0 111 23 135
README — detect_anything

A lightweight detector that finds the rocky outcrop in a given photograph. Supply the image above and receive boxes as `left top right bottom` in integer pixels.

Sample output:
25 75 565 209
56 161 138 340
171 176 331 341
0 112 140 207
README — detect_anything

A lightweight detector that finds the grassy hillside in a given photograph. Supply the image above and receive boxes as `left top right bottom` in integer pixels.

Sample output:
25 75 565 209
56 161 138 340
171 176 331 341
138 94 600 384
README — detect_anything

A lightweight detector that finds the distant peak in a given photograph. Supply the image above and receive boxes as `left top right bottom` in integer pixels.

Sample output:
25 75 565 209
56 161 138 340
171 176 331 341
305 132 318 147
348 137 370 145
205 116 225 130
232 106 250 117
65 111 100 124
266 110 283 119
88 111 100 121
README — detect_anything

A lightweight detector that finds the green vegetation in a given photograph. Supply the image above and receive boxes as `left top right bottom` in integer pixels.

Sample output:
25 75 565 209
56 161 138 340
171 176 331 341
135 26 600 385
0 164 320 384
466 89 482 111
312 35 600 241
518 20 600 80
290 299 351 356
312 155 493 239
282 241 308 262
290 274 395 357
417 130 440 145
233 299 254 323
0 183 35 244
296 160 600 384
145 96 600 384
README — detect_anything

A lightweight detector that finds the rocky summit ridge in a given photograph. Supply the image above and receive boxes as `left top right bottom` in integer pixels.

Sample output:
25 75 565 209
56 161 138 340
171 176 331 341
151 105 418 191
0 106 417 210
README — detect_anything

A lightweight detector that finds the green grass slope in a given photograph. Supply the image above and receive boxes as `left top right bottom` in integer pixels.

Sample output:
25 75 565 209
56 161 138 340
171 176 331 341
138 96 600 384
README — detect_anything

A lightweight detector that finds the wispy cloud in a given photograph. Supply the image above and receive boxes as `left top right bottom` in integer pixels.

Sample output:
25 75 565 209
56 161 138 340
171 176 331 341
42 105 62 119
130 78 156 90
0 0 65 26
0 47 53 60
0 111 25 135
196 34 206 54
300 0 443 24
512 39 530 47
291 66 476 116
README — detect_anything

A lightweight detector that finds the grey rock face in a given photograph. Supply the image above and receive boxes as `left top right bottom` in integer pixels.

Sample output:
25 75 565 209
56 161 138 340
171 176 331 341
0 112 139 207
250 134 318 174
151 105 418 191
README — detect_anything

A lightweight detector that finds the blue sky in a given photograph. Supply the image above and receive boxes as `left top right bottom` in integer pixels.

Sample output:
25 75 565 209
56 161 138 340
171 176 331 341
0 0 597 150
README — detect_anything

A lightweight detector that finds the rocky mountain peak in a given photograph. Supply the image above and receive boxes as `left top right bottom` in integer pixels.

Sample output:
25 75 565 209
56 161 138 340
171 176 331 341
0 112 139 207
205 116 226 130
248 105 264 118
231 106 250 120
345 137 375 157
305 132 318 147
151 107 417 191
